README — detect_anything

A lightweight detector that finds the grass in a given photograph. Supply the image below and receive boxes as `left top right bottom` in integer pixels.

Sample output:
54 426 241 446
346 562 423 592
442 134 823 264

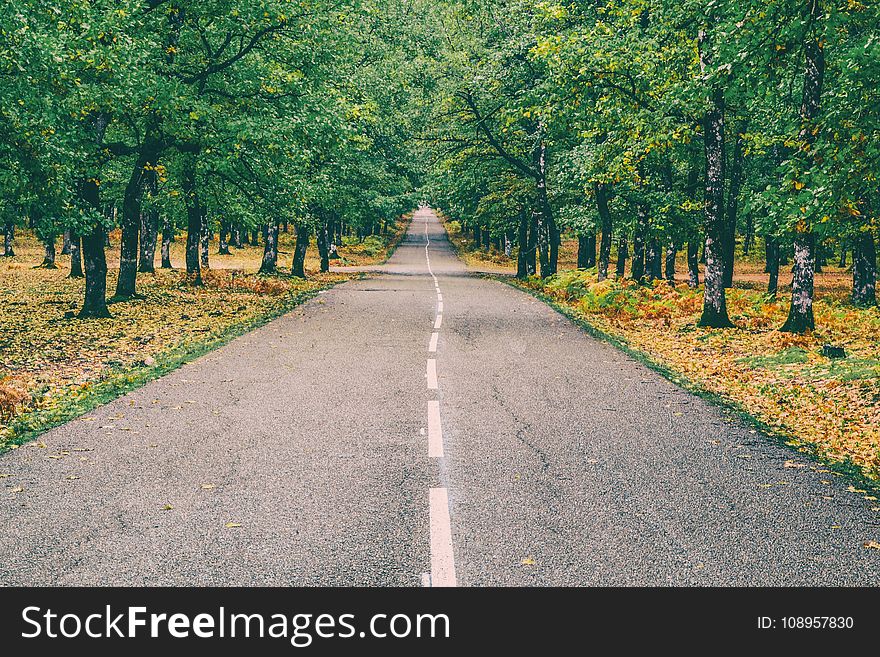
0 215 410 451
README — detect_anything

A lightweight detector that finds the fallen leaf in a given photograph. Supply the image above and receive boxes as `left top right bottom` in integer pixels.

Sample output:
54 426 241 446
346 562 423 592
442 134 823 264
200 483 216 490
847 485 867 494
161 504 173 511
864 540 880 550
521 556 536 566
783 460 805 469
225 522 242 528
66 475 79 481
0 474 11 479
9 486 23 493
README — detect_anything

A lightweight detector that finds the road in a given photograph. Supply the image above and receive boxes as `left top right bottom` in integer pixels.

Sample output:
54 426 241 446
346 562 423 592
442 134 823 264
1 207 879 586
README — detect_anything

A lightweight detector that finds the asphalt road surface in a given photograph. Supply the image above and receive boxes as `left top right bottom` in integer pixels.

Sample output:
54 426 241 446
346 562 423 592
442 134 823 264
2 208 879 586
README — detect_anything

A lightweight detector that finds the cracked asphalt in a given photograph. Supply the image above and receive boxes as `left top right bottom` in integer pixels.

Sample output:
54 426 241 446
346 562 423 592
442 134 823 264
1 208 879 586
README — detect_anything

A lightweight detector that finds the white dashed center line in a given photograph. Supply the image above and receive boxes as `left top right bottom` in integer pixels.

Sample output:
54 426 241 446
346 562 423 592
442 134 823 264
427 359 438 389
422 213 456 587
427 400 443 457
429 487 457 587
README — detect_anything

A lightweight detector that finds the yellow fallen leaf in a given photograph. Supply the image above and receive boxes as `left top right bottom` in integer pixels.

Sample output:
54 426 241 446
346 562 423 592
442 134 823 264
864 540 880 550
9 486 23 493
225 522 242 528
47 455 63 460
161 503 173 511
66 475 79 481
783 460 805 469
521 556 536 566
865 496 877 501
35 441 47 449
847 485 867 494
200 483 216 490
0 474 10 479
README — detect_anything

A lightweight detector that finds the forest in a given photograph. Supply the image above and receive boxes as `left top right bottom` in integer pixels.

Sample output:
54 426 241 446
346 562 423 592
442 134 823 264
1 1 879 472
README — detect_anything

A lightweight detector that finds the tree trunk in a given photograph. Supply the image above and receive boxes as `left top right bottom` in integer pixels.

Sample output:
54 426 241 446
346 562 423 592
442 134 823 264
646 237 662 281
218 219 230 255
525 211 538 276
723 125 745 287
516 211 529 278
251 228 259 246
138 167 159 274
631 207 647 282
473 225 482 249
596 184 613 281
40 234 57 268
62 229 72 255
687 241 700 287
259 217 279 274
697 82 733 327
665 241 676 285
80 225 111 318
838 243 847 268
743 213 754 256
317 220 330 273
116 138 160 298
851 231 876 307
161 218 173 269
534 134 558 278
3 224 14 256
69 232 84 278
616 236 628 278
181 155 203 285
577 234 596 269
200 211 210 269
292 224 310 278
781 233 816 332
781 13 824 333
766 236 780 297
